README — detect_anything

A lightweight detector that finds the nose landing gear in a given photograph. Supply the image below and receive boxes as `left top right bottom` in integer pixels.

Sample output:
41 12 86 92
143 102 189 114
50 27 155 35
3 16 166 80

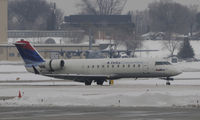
160 77 174 85
166 81 171 85
165 77 174 86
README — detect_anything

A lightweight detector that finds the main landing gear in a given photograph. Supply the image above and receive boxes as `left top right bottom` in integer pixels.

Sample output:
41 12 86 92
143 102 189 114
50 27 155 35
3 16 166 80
85 80 93 86
96 80 105 86
84 79 106 86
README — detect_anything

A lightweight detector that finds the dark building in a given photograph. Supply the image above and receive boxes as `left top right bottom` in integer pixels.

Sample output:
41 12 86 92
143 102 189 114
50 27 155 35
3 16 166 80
62 15 135 40
64 15 132 25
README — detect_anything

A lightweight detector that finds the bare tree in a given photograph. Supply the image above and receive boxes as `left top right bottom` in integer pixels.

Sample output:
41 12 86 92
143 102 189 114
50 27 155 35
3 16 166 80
8 0 63 30
130 10 151 34
148 0 196 34
163 36 181 57
148 0 197 56
69 32 85 44
78 0 127 15
77 0 142 55
125 34 141 56
112 23 140 56
187 5 198 37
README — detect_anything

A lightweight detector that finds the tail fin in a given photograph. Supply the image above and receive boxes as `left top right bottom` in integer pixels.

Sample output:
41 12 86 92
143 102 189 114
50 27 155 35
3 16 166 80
15 40 45 64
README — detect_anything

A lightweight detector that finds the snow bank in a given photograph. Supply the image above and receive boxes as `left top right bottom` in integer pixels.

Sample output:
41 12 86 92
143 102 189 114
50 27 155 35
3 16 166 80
1 84 200 107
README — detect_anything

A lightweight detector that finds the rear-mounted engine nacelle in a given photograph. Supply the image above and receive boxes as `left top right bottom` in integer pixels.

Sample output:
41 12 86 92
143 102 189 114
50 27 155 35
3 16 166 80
44 59 65 71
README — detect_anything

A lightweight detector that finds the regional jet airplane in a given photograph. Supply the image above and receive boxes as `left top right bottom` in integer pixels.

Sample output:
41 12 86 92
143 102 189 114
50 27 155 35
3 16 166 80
15 40 182 85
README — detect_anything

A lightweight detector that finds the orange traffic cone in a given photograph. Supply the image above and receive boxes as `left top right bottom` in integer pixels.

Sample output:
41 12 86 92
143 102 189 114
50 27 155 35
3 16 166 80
18 91 22 98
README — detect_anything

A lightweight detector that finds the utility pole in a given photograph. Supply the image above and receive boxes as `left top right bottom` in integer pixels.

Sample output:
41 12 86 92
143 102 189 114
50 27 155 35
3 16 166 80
0 0 8 44
89 28 93 50
47 2 56 30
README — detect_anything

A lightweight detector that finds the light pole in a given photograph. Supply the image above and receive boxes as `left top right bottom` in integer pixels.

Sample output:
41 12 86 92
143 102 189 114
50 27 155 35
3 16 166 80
0 0 8 44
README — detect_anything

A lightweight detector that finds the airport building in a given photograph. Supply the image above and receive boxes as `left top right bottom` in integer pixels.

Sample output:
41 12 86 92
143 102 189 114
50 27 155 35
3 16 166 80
63 15 134 40
0 43 101 61
0 30 106 61
0 2 132 61
0 1 102 61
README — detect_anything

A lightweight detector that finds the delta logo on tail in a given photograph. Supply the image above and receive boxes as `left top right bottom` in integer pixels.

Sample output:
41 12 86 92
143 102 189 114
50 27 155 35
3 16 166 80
15 39 45 64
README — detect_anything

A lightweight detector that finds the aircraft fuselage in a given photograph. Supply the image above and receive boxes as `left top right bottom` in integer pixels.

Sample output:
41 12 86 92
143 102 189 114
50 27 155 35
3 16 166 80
26 58 181 81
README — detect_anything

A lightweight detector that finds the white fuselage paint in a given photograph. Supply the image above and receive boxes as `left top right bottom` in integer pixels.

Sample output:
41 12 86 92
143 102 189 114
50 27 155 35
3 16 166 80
27 58 181 79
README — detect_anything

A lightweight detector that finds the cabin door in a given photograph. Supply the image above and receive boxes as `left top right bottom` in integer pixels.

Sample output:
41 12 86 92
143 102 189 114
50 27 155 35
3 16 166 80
143 64 150 74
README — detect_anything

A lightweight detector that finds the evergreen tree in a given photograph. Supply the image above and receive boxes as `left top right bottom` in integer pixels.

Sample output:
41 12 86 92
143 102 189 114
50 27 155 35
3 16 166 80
177 37 195 59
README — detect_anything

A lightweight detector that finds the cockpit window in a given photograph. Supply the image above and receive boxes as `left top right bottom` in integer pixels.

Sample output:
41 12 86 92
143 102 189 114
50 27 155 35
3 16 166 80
155 61 171 65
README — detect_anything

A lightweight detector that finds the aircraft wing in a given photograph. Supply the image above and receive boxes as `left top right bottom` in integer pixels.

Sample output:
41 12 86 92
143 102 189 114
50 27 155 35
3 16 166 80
44 74 118 82
173 78 200 80
39 50 82 53
101 49 159 53
39 49 159 54
160 77 200 81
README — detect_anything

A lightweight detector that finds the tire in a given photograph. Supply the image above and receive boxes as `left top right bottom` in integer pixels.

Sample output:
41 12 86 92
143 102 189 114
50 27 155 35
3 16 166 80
85 80 92 86
97 80 104 85
166 82 171 86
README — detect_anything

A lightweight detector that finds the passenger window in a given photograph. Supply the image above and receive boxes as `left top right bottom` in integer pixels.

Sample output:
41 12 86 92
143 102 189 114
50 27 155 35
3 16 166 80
97 65 99 68
133 64 135 67
102 65 105 68
138 64 141 67
123 65 125 68
107 65 109 68
92 65 94 68
117 65 120 68
112 65 114 68
88 66 90 68
128 65 130 68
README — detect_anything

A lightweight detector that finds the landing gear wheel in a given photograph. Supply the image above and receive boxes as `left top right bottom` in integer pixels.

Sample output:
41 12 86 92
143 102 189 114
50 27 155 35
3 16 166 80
166 81 171 86
97 80 104 85
85 80 92 86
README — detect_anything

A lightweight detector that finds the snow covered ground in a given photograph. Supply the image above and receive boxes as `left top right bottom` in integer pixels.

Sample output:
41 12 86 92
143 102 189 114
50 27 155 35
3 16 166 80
135 40 200 58
1 63 200 107
1 83 200 107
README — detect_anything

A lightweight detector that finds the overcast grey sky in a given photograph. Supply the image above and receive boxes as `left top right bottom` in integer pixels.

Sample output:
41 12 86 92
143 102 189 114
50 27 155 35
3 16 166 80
47 0 200 15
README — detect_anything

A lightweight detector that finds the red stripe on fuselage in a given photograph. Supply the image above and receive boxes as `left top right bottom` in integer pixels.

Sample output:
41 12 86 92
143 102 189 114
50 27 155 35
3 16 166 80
16 40 35 51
